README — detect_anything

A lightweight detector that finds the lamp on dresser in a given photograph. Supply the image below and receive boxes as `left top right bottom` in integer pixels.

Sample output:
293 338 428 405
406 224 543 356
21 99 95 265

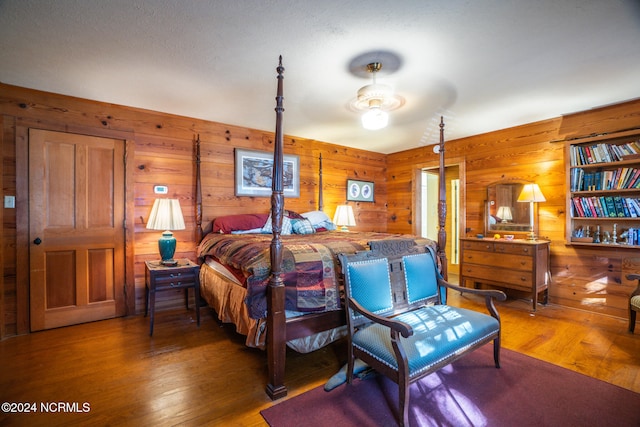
146 198 185 266
333 204 356 232
517 183 546 240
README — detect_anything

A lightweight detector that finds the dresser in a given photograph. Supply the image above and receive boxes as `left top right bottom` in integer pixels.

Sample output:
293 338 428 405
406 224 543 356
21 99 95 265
460 238 550 311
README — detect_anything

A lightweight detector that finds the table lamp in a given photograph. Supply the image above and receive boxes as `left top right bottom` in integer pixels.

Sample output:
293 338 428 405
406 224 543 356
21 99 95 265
146 198 185 266
333 205 356 232
517 183 546 240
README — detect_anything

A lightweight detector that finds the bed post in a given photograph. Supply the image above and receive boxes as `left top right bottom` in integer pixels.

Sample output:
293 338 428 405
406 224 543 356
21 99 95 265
318 153 324 211
437 116 448 280
266 56 288 400
195 134 203 243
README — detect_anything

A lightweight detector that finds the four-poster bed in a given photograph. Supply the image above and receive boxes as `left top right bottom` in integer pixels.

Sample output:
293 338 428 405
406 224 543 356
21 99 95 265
194 56 449 399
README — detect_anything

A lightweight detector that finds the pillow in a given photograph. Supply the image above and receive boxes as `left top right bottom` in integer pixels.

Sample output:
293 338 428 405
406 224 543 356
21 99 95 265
314 220 337 231
212 213 269 234
301 210 331 226
284 209 305 220
261 214 292 235
291 218 315 235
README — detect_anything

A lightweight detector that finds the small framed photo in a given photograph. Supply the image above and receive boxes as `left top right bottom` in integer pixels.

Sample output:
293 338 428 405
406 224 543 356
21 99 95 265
234 148 300 197
347 179 374 202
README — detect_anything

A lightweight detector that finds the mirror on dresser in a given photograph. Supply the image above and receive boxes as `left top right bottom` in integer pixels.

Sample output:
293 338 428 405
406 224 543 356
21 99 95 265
485 180 534 236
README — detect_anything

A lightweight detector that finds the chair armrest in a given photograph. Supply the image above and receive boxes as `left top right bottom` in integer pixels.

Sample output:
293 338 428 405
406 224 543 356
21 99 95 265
439 279 507 301
627 274 640 297
348 297 414 338
438 278 506 320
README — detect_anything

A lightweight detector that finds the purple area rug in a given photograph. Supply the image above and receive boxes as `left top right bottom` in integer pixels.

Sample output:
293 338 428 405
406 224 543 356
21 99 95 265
261 346 640 427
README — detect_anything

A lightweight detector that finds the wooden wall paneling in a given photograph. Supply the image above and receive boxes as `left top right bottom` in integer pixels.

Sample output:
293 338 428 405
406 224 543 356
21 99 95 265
1 114 5 339
2 115 19 337
2 82 639 334
387 99 640 317
2 84 392 325
14 125 28 335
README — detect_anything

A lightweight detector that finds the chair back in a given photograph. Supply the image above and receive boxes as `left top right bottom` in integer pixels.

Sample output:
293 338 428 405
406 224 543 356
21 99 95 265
343 257 394 326
340 239 442 331
402 250 445 306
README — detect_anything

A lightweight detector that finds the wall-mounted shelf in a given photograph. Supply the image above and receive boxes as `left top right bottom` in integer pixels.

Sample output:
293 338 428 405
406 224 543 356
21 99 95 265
565 130 640 249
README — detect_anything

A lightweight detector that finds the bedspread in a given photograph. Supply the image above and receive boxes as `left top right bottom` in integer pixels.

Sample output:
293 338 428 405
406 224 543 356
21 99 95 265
197 231 434 319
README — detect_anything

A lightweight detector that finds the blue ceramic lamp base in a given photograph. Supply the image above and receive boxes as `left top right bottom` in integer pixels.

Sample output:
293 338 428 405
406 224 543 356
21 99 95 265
158 231 178 266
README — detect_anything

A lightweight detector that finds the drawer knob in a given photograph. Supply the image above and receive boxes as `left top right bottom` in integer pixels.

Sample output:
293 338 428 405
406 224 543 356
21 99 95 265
170 281 182 287
520 277 527 282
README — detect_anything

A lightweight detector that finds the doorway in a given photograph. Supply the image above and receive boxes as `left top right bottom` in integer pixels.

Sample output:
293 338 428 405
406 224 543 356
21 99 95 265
29 129 126 331
420 166 460 276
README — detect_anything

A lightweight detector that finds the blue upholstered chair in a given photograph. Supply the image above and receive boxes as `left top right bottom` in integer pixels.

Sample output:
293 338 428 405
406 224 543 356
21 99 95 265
339 244 506 427
627 274 640 333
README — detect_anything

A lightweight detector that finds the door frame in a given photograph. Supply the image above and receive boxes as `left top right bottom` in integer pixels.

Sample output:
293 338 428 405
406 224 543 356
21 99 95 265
412 156 466 279
15 121 135 334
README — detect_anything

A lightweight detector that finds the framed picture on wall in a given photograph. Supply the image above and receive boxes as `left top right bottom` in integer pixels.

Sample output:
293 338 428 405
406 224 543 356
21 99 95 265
347 179 374 202
234 148 300 197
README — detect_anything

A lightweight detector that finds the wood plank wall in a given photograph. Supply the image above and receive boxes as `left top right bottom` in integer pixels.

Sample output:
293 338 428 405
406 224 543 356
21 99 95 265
387 99 640 318
0 83 386 338
1 81 639 337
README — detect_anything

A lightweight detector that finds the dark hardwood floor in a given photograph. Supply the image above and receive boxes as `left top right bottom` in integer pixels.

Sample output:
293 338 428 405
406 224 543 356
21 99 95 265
1 289 638 426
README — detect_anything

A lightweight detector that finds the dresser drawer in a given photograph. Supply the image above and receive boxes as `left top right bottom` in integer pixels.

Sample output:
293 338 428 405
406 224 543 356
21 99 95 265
461 264 533 290
462 240 495 252
462 250 533 271
493 243 536 256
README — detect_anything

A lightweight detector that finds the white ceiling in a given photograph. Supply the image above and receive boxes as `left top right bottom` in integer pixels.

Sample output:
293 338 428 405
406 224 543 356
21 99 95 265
1 0 639 154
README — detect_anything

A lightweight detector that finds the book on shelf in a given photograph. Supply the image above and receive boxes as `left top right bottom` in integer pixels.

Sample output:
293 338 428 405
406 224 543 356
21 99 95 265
570 140 640 166
571 196 640 218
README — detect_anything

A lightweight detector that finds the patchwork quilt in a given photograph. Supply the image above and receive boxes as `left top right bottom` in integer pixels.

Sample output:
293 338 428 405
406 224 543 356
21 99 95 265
197 231 434 319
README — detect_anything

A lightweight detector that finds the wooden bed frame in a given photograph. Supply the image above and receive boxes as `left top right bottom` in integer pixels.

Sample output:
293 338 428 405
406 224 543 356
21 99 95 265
195 56 448 399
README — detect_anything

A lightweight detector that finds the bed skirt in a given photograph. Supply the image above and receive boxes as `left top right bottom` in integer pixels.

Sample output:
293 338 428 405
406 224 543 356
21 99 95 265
199 261 346 352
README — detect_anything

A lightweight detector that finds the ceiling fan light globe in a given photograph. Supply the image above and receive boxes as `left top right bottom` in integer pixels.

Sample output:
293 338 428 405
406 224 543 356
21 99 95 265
362 108 388 130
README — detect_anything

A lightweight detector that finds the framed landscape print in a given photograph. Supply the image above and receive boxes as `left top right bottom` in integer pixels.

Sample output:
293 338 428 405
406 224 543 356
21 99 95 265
234 148 300 197
347 179 374 202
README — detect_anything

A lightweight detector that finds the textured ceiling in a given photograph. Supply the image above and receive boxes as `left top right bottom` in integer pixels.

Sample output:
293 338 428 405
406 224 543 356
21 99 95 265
1 0 639 153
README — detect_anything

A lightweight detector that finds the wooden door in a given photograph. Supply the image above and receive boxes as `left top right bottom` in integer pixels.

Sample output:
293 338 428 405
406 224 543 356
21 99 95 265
29 129 125 331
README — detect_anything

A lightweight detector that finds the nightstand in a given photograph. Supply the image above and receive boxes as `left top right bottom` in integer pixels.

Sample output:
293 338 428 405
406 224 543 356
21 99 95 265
144 259 201 336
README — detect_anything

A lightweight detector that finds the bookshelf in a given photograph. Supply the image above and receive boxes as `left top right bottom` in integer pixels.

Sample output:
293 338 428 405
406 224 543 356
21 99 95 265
566 129 640 248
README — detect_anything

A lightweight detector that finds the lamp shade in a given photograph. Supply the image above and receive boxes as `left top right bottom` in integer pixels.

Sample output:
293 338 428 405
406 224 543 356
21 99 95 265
517 183 546 203
333 205 356 231
147 199 185 265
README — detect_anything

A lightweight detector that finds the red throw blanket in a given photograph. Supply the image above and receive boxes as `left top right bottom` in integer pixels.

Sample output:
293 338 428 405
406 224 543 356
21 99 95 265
197 231 435 319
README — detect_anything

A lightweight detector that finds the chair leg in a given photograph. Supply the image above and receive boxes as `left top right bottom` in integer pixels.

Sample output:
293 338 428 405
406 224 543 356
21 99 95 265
630 308 637 333
346 346 355 384
493 337 501 369
398 378 409 427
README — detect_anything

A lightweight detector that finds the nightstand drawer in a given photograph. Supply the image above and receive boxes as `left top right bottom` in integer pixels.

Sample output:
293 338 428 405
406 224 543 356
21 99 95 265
154 271 197 289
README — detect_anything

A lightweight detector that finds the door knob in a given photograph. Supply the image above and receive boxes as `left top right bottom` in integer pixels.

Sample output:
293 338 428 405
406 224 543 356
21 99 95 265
33 237 42 245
